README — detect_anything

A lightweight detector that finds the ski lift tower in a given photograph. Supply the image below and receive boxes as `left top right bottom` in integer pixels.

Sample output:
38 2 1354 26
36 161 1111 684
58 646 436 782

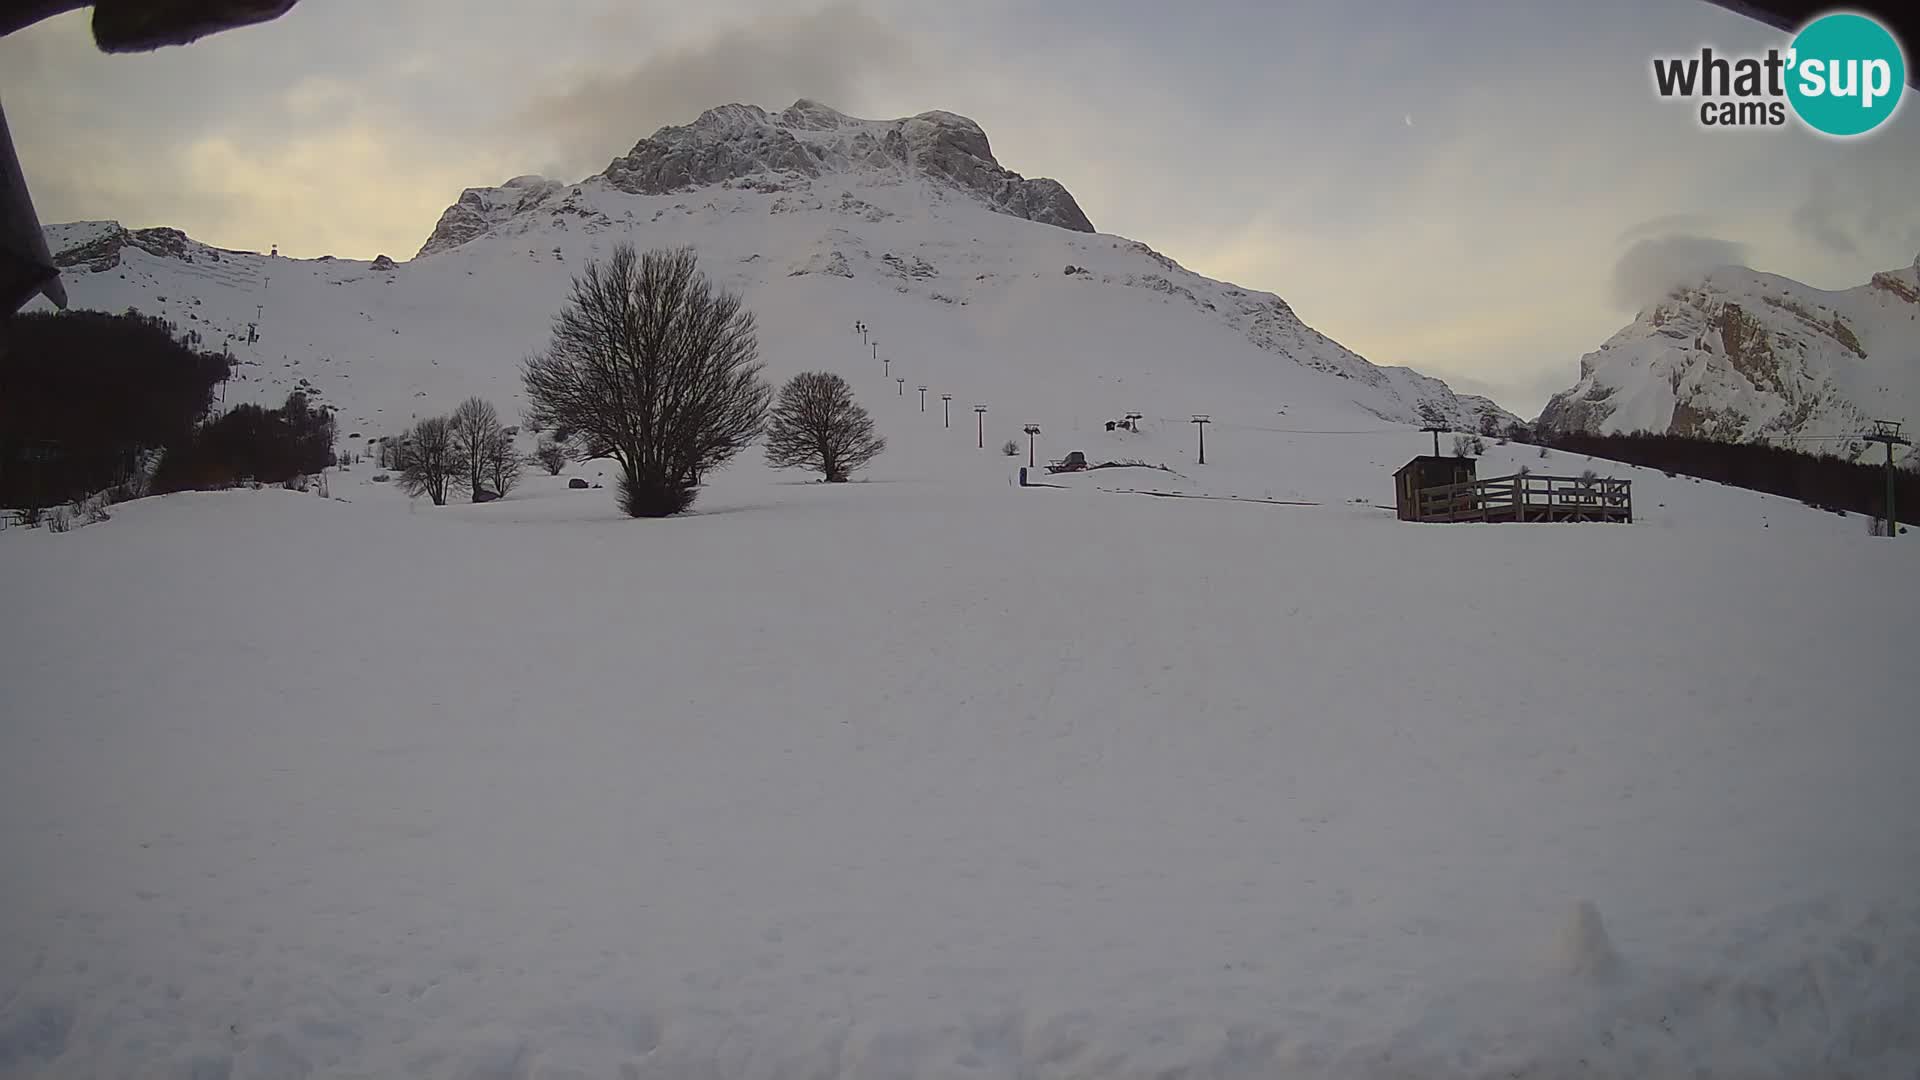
1864 420 1911 538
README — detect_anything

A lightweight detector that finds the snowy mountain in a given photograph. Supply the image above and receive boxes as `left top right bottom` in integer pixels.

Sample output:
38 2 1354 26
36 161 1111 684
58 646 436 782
39 100 1515 442
420 101 1093 258
15 103 1920 1080
1538 258 1920 464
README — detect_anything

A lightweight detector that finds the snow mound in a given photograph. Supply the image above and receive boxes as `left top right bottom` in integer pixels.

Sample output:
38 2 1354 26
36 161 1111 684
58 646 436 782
1553 900 1621 982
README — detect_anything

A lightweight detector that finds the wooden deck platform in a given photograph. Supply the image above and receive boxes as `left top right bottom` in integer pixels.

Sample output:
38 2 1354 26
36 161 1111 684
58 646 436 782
1410 472 1631 524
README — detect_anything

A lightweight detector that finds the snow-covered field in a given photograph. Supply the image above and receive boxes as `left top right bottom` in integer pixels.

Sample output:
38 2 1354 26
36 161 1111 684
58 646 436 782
4 419 1918 1077
10 102 1919 1077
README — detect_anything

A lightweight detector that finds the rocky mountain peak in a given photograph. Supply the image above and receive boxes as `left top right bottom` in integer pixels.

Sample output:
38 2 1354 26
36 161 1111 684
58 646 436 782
1537 262 1920 459
590 100 1093 233
416 176 567 258
777 98 853 130
49 221 229 272
416 102 1094 259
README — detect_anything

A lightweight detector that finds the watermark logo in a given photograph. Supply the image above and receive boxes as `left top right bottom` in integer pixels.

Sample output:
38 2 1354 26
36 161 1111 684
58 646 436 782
1651 10 1906 136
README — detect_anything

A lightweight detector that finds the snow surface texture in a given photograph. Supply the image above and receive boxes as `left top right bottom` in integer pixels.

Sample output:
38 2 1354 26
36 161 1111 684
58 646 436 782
1538 260 1920 466
4 419 1919 1078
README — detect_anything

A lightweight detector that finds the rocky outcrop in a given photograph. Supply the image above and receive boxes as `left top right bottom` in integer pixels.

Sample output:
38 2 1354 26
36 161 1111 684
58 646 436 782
787 249 854 278
416 176 564 258
592 101 1095 233
414 102 1094 259
1535 379 1617 435
52 224 209 272
1538 261 1920 454
994 177 1092 234
598 105 822 195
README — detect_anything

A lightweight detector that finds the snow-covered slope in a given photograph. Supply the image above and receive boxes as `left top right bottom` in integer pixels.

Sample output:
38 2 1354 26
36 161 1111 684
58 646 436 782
418 99 1095 255
38 101 1516 444
1538 257 1920 464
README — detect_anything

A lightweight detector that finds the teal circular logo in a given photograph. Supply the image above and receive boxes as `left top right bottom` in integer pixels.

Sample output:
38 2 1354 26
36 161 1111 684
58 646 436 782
1786 13 1906 136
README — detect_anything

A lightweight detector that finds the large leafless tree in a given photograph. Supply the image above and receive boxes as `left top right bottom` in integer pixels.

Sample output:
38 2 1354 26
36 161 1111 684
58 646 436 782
448 396 506 501
486 428 522 497
523 244 770 517
397 415 463 506
764 371 885 482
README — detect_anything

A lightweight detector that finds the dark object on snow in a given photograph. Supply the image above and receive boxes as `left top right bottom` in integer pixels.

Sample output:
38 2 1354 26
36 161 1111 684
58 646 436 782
472 488 500 504
1105 421 1116 431
1087 459 1170 472
569 478 590 489
370 473 390 483
1045 451 1089 474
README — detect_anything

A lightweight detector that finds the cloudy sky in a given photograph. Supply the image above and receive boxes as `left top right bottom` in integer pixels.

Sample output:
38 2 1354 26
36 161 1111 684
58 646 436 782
4 0 1917 413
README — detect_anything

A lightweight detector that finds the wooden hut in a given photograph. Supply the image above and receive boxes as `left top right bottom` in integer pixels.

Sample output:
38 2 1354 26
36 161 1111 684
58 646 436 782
1393 456 1476 521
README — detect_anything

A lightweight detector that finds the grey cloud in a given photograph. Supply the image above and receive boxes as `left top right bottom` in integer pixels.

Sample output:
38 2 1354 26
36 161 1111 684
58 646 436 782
1789 138 1920 264
1792 191 1857 256
1616 213 1717 245
1610 234 1749 312
518 3 911 181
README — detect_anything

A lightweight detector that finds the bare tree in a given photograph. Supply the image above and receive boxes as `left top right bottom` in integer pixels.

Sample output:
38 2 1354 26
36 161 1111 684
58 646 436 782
449 396 504 501
523 244 770 516
1451 434 1485 457
487 428 523 497
764 371 885 482
397 415 465 505
534 434 569 476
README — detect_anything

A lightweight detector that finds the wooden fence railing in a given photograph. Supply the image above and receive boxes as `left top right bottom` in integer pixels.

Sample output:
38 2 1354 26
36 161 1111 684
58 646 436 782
1413 472 1631 523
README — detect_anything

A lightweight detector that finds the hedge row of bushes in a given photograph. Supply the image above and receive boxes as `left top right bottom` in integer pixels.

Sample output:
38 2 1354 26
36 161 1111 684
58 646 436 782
0 310 227 506
152 391 337 493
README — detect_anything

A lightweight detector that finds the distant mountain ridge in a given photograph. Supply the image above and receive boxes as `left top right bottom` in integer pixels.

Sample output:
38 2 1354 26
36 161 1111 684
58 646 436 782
38 100 1518 439
1539 258 1920 464
418 101 1092 259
